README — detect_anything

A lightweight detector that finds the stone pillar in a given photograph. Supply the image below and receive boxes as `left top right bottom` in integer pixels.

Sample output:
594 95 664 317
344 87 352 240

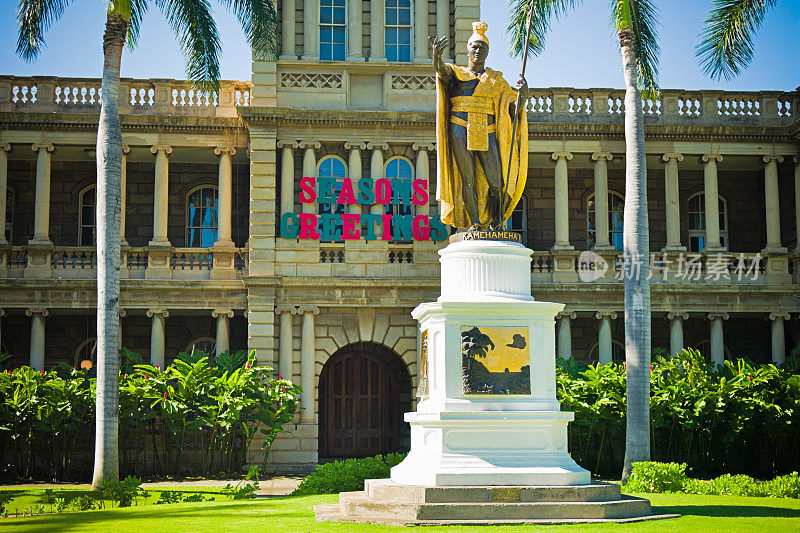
762 156 786 253
214 147 236 247
413 143 433 218
707 312 728 368
368 141 389 216
278 140 298 216
120 145 130 245
27 308 48 370
298 306 319 422
299 141 320 215
369 0 386 62
667 312 688 356
591 152 613 250
276 305 298 381
344 142 366 215
662 153 685 251
556 311 576 360
147 309 169 368
701 154 724 251
551 152 573 251
213 308 234 356
436 0 451 62
769 312 790 365
30 143 55 245
595 311 617 365
149 145 172 246
280 0 297 60
0 143 10 245
301 0 319 60
347 0 364 61
414 0 429 62
794 156 800 253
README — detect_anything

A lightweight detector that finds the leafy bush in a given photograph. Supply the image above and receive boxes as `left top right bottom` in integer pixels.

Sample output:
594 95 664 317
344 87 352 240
101 476 148 507
622 461 688 493
73 495 96 511
292 453 407 495
222 465 262 500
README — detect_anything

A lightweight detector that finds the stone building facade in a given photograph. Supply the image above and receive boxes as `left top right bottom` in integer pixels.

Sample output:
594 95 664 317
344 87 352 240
1 0 799 472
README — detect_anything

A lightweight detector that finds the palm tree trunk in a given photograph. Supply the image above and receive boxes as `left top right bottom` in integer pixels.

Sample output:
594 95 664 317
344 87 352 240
619 27 651 484
91 11 127 490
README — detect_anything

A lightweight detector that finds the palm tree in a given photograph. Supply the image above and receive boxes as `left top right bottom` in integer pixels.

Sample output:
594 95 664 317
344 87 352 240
696 0 780 81
508 0 660 483
16 0 278 490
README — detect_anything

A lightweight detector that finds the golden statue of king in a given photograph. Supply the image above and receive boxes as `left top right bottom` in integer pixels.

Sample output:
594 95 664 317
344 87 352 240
432 22 529 231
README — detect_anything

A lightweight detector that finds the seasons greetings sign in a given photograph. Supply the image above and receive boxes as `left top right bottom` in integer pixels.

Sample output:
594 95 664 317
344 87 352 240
279 177 449 242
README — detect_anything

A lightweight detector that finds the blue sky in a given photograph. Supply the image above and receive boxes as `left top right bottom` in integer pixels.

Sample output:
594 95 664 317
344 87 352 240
0 0 797 91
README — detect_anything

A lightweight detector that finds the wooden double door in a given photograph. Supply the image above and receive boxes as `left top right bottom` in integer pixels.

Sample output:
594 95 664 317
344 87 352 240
319 349 400 458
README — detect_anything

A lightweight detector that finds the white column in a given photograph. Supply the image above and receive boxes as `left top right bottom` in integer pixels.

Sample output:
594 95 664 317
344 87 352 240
369 0 386 62
667 312 688 357
299 141 320 215
794 156 800 253
436 0 451 62
280 0 298 60
30 143 54 245
368 142 388 217
276 306 298 381
213 308 234 356
214 147 236 247
556 311 576 360
552 152 573 250
662 153 685 251
769 312 790 365
413 143 434 218
149 145 172 246
120 145 129 245
701 154 723 251
344 142 366 215
0 143 10 245
299 306 319 422
347 0 364 61
301 0 319 60
708 312 728 368
591 152 613 250
147 309 169 368
596 311 617 365
762 155 786 253
413 0 429 62
27 308 48 370
278 140 298 216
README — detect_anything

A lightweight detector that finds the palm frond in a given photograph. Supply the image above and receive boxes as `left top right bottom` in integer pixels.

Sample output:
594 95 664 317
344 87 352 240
127 0 149 49
16 0 74 61
154 0 222 89
505 0 581 59
696 0 777 81
612 0 661 95
218 0 279 60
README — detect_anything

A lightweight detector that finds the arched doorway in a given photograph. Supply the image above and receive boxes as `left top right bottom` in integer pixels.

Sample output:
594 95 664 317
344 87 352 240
319 342 411 458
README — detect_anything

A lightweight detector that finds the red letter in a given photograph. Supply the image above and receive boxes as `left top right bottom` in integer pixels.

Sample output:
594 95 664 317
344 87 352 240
298 213 320 239
341 214 361 240
412 179 429 206
337 178 357 204
299 176 316 203
381 214 393 241
375 178 392 205
413 215 430 240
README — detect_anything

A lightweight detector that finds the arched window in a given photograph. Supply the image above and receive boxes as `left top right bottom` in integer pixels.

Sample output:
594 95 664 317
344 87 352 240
507 196 527 245
687 193 728 252
320 0 346 61
589 340 625 362
185 337 216 357
385 0 412 62
318 156 348 241
587 192 624 250
78 185 96 246
385 157 414 243
74 337 97 366
186 185 218 247
5 188 14 243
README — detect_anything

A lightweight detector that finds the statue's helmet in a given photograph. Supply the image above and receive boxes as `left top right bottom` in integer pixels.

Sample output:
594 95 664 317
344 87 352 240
468 21 489 48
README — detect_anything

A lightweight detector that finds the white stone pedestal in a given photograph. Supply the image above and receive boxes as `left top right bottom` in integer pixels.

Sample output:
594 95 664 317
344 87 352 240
390 240 590 486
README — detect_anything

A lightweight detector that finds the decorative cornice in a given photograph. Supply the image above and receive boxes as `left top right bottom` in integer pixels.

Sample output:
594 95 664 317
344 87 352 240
661 153 684 163
0 112 246 135
595 311 617 320
591 152 613 162
666 312 688 321
212 308 235 318
214 146 236 157
31 143 54 153
150 145 173 155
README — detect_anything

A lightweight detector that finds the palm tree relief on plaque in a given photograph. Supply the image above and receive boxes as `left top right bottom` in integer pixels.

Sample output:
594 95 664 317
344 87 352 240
461 326 530 395
417 330 429 397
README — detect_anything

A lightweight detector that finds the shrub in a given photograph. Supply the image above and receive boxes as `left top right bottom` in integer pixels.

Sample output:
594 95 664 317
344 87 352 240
623 461 688 493
73 495 96 511
292 453 407 495
156 491 183 505
101 476 149 507
762 472 800 498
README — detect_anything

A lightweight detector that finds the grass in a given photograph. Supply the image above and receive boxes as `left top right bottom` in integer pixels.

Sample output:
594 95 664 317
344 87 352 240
1 491 799 532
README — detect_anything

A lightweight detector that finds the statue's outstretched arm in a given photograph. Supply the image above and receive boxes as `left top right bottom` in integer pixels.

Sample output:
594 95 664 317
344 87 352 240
430 36 452 82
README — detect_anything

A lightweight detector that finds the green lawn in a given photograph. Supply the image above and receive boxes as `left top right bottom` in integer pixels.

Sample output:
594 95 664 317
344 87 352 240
1 491 799 532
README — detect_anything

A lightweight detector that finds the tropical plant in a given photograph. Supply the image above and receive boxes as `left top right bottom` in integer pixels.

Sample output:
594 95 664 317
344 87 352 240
508 0 660 482
15 0 280 490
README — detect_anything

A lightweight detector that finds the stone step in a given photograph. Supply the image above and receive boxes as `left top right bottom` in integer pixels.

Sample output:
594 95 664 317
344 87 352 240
364 478 620 503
